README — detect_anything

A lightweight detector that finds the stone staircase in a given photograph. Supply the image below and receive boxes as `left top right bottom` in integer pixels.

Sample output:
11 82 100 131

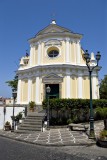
16 112 46 133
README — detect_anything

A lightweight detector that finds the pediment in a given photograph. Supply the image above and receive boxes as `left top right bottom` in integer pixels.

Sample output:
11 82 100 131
36 24 72 36
44 73 63 79
42 73 63 84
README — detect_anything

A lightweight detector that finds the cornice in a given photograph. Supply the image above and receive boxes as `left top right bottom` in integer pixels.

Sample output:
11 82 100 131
17 64 101 79
29 32 82 44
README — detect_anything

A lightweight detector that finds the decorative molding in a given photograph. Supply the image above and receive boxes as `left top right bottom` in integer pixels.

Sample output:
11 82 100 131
17 64 100 80
65 37 70 41
42 73 63 84
45 39 61 46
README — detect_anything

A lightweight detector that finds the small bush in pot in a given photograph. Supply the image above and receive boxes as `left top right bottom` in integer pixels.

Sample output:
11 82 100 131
29 101 35 112
4 121 11 131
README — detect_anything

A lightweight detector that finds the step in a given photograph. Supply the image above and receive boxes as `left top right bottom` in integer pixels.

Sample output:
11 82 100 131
23 121 42 125
26 116 44 119
18 126 42 131
27 112 45 117
24 119 42 123
25 117 43 120
20 124 42 128
17 112 45 132
15 130 40 134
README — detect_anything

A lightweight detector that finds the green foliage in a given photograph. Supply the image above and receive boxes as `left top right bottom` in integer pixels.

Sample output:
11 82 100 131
11 112 23 122
6 74 18 90
99 75 107 99
15 112 23 121
95 107 107 119
42 98 107 125
99 130 107 140
43 98 107 110
29 101 35 109
67 118 73 124
5 121 11 125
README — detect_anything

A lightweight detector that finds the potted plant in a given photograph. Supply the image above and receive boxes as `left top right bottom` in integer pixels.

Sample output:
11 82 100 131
29 101 35 112
95 107 107 148
96 130 107 148
4 121 11 131
15 112 23 123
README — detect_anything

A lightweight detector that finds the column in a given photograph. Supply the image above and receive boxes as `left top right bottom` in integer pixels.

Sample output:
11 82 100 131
28 79 32 103
92 76 97 99
76 40 81 64
29 45 33 66
65 38 70 63
66 69 71 98
17 79 21 104
35 76 40 104
37 42 41 65
74 41 77 63
78 72 83 98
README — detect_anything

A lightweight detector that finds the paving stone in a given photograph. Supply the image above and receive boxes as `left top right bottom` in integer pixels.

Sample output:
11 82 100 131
0 120 104 146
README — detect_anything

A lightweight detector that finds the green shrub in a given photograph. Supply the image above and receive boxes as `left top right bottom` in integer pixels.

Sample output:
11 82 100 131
42 98 107 125
95 107 107 119
99 130 107 140
29 101 35 109
15 112 23 121
67 119 73 124
5 121 11 125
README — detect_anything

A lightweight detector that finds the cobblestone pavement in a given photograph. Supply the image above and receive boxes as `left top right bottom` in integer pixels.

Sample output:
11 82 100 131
0 121 104 146
1 136 107 160
56 145 107 159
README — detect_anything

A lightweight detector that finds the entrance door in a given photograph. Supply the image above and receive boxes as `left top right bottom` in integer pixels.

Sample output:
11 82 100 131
46 84 59 99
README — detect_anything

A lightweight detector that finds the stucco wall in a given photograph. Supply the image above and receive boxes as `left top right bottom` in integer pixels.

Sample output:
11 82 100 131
0 106 25 129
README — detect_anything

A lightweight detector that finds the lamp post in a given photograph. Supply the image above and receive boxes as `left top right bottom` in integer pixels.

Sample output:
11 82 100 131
83 50 101 138
46 85 51 130
11 89 17 132
3 106 6 130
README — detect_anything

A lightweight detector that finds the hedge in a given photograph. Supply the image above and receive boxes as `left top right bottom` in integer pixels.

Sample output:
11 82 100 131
42 98 107 110
42 99 107 125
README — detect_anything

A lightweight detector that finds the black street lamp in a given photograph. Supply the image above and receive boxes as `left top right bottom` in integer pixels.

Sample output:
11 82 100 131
11 89 17 132
46 85 51 130
83 50 101 139
3 106 6 130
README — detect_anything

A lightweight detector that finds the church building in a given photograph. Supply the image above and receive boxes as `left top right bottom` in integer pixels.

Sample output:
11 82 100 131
17 20 101 106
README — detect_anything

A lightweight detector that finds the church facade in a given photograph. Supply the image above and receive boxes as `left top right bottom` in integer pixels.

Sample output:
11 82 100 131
17 20 101 106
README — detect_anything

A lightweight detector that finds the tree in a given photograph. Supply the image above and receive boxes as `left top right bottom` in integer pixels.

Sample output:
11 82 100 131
6 74 18 90
99 75 107 99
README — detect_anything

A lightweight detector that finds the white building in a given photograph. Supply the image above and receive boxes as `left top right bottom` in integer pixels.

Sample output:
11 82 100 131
17 20 101 107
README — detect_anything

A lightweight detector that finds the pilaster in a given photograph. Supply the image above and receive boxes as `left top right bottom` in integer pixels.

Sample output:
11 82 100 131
17 79 21 104
29 46 33 66
76 40 81 64
66 69 71 98
35 76 41 105
65 38 70 63
92 76 97 99
37 42 41 65
78 71 83 98
28 79 32 103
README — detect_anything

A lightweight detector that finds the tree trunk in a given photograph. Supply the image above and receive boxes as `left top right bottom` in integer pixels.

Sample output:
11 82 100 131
104 119 107 130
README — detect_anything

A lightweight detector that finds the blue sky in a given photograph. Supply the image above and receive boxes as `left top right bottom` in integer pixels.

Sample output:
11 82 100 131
0 0 106 97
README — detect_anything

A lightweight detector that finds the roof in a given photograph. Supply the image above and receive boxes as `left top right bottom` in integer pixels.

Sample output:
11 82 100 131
29 20 83 42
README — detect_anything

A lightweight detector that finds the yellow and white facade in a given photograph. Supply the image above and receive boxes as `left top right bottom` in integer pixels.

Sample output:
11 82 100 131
17 20 101 105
